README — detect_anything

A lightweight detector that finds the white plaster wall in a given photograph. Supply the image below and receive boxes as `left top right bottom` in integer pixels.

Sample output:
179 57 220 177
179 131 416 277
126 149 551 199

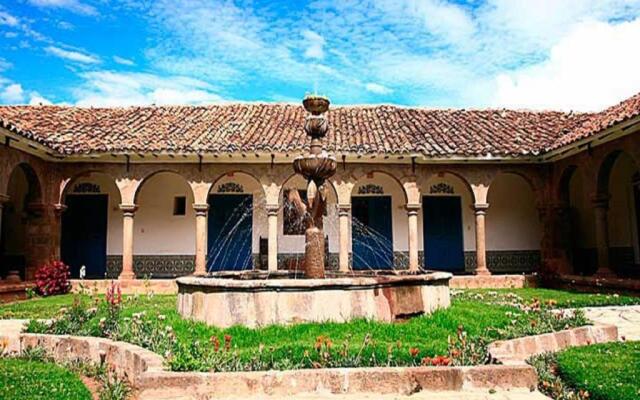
607 154 637 248
350 173 407 252
419 174 476 252
2 168 28 255
135 172 195 255
486 174 542 250
211 173 267 254
279 174 339 254
68 173 123 255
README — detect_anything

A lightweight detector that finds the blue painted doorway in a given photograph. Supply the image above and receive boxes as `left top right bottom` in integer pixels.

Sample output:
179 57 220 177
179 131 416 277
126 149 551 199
423 196 464 272
352 196 393 269
61 194 108 278
207 194 253 271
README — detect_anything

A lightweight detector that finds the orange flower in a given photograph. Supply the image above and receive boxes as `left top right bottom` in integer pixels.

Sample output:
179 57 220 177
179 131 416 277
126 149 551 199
409 347 420 358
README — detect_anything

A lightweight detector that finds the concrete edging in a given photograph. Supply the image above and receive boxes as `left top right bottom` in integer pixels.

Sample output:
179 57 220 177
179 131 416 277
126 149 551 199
488 324 619 365
0 320 617 398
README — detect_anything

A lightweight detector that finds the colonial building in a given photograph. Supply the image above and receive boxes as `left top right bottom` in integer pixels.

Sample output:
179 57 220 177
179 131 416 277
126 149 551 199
1 92 639 281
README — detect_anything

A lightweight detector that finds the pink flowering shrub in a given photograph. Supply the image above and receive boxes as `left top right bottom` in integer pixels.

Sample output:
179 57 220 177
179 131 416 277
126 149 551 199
34 260 71 296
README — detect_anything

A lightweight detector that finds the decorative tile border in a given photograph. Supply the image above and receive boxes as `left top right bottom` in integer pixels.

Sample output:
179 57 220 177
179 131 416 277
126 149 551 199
465 250 541 274
107 255 195 279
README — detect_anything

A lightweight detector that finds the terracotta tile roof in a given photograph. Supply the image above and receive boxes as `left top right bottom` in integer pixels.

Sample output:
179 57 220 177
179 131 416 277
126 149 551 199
0 93 637 158
549 92 640 150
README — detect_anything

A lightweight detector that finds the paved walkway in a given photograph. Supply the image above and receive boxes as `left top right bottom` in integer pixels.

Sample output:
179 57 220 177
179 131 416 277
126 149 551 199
581 305 640 340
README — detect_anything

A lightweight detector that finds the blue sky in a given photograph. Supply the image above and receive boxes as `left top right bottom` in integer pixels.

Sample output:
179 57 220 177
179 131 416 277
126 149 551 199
1 0 640 111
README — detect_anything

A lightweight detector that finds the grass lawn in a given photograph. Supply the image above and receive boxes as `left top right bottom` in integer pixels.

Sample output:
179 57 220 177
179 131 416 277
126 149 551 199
456 288 640 308
557 341 640 400
0 358 92 400
0 287 632 372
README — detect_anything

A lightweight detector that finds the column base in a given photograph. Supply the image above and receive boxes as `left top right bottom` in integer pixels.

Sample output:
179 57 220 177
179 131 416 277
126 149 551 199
475 268 491 276
594 267 616 278
118 272 136 280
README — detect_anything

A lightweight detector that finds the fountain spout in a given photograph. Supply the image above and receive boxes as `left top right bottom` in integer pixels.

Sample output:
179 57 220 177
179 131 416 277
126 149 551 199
291 95 337 279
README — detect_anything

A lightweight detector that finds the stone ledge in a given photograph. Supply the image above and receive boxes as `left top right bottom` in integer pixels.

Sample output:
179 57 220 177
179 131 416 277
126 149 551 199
0 323 538 397
450 274 538 289
488 324 618 364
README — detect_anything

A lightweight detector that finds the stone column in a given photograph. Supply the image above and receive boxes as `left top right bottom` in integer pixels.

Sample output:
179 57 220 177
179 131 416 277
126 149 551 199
406 204 421 272
193 203 209 276
338 204 351 272
0 194 8 281
266 205 279 272
592 195 614 276
473 203 490 276
119 204 137 280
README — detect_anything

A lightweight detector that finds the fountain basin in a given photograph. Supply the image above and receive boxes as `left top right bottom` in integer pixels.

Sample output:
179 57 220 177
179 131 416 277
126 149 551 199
176 271 452 328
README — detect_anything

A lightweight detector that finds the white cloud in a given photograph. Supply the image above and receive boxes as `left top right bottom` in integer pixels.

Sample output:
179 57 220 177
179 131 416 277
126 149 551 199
113 56 135 66
72 71 226 106
27 0 98 16
365 82 392 95
0 82 51 104
0 83 24 103
45 46 100 64
493 19 640 111
0 11 19 27
302 30 325 60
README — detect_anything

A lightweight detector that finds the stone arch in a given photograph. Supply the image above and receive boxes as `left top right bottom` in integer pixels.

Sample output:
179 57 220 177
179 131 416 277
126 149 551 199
277 173 339 270
133 170 196 277
557 165 578 205
596 150 640 272
1 162 44 280
350 170 408 270
207 170 268 271
486 172 543 273
133 169 195 204
350 169 409 205
58 171 123 279
420 171 477 272
5 162 42 204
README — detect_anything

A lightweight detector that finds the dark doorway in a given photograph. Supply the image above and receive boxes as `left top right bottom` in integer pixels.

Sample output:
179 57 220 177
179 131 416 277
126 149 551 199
352 196 393 269
61 194 108 278
207 194 253 271
423 196 464 272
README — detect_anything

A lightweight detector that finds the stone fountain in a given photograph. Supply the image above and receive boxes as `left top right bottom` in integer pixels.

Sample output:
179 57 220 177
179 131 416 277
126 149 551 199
289 95 336 279
176 95 452 328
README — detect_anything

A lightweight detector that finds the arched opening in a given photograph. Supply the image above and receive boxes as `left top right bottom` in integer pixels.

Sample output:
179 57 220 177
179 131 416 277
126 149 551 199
559 166 597 275
1 163 42 280
486 173 542 274
597 151 640 277
279 174 338 271
207 172 266 272
134 171 195 278
350 171 406 270
60 172 122 278
421 172 475 273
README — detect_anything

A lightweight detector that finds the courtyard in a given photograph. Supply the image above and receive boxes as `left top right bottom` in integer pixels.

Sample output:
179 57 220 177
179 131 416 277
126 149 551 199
0 286 639 399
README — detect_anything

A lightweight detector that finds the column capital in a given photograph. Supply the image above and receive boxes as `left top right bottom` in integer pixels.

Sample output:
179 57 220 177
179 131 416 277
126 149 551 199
266 204 279 216
193 203 209 216
591 194 610 209
53 203 68 215
406 203 421 216
119 204 138 216
338 203 351 216
473 203 489 214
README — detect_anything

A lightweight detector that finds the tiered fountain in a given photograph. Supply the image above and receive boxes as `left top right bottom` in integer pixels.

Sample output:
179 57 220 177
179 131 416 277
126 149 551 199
176 95 452 328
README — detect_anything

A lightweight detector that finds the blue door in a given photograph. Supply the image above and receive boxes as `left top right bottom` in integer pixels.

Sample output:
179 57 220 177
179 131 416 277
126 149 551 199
61 194 108 278
352 196 393 269
423 196 464 272
207 194 253 271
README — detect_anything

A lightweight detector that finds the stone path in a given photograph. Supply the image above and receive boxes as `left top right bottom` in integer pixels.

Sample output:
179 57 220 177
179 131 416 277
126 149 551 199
581 305 640 341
